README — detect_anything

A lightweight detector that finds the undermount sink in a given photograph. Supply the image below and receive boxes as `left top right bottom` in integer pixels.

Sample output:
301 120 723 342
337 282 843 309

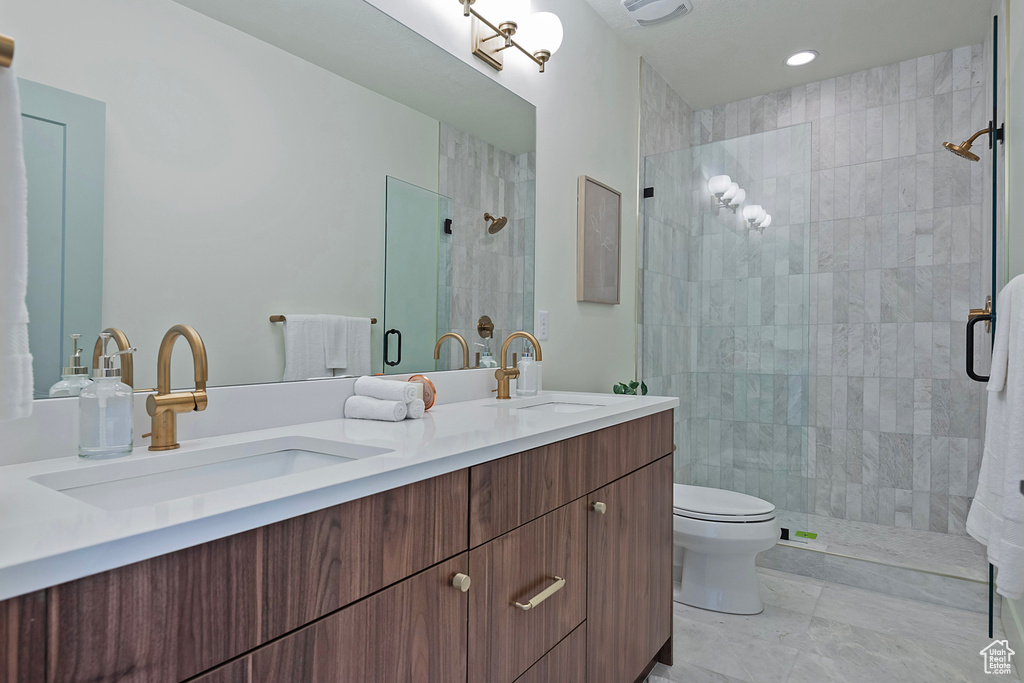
488 394 632 413
31 437 392 511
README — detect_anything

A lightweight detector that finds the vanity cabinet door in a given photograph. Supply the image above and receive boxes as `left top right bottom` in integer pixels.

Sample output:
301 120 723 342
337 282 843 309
0 591 46 683
587 456 673 683
250 555 469 683
512 622 586 683
468 499 587 683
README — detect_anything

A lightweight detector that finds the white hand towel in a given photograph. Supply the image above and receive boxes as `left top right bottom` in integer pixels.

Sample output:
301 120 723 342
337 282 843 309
344 395 407 422
354 376 417 403
345 317 372 377
322 315 348 370
0 66 32 421
968 274 1024 598
283 315 331 381
405 398 425 420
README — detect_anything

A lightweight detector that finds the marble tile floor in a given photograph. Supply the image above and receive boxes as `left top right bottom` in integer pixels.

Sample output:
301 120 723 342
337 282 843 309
650 568 1018 683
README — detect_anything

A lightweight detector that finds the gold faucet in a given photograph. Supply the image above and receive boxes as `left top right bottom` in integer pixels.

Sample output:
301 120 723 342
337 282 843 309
146 324 208 451
494 331 542 399
92 327 134 388
434 332 470 369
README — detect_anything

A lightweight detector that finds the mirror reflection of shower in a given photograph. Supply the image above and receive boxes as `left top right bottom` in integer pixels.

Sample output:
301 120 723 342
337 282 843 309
484 212 508 234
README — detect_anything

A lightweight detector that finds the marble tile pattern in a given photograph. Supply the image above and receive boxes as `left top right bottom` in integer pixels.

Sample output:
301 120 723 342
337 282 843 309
651 568 1018 683
640 46 992 535
437 123 535 370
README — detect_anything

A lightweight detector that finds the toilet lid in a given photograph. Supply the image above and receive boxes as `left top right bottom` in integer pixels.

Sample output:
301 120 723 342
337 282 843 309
673 484 776 523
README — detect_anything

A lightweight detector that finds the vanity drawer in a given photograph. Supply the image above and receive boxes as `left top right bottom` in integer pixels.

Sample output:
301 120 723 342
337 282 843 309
468 499 587 683
251 555 469 682
513 622 586 683
470 410 673 546
260 469 468 641
48 530 260 683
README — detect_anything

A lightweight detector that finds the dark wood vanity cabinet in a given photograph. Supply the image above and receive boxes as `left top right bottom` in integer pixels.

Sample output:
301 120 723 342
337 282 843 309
0 410 673 683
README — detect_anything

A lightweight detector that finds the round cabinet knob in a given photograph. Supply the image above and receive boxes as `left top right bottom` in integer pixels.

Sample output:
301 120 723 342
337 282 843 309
452 573 472 592
592 501 607 515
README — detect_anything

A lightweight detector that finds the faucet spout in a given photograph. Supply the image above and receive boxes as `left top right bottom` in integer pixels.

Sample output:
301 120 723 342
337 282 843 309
434 332 471 369
494 331 542 399
147 324 209 451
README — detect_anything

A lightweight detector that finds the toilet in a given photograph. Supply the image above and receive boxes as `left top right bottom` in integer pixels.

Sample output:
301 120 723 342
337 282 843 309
672 484 780 615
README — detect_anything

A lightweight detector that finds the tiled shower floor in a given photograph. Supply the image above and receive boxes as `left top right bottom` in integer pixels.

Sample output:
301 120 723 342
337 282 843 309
777 510 988 580
650 568 1018 683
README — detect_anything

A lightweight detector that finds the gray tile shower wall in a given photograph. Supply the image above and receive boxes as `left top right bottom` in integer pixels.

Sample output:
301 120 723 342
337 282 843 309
438 123 536 370
641 45 991 535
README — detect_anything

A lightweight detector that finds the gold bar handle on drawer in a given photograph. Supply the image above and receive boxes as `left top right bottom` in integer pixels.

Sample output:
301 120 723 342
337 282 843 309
514 576 565 611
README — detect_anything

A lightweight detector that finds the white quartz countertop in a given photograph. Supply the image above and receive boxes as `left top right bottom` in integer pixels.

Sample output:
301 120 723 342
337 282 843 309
0 391 677 601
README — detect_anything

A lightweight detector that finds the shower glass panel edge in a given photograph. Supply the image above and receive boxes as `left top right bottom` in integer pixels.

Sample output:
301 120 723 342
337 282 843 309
642 123 813 541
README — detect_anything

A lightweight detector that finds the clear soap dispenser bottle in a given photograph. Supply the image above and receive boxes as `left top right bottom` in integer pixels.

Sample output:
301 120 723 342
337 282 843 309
516 342 542 397
476 340 499 369
79 333 136 458
49 334 93 397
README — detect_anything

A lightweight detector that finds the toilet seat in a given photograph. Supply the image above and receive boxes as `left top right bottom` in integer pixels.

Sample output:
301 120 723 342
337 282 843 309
673 484 776 523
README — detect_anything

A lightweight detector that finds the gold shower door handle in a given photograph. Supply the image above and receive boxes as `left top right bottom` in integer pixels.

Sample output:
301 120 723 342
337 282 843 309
514 576 565 611
969 295 993 333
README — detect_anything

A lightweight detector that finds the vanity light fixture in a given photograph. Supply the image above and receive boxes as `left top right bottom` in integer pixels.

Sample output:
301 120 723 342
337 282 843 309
785 50 818 67
710 178 744 213
742 204 765 226
759 214 772 229
460 0 563 73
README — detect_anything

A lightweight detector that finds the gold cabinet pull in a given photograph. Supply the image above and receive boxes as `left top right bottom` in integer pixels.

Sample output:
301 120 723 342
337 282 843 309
514 576 565 611
452 573 472 592
592 501 607 515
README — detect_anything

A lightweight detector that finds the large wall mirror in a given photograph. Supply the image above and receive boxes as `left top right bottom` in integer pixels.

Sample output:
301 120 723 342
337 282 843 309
10 0 536 396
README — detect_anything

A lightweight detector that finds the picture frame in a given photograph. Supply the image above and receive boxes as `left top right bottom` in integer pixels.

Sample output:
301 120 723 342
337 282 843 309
576 175 622 304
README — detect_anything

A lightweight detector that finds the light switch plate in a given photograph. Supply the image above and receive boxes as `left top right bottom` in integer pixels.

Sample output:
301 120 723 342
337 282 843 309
537 310 549 341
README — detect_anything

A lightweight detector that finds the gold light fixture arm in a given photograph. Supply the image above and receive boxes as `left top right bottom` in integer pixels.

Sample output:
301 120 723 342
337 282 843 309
146 324 209 451
0 34 13 68
434 332 471 370
92 327 135 388
494 331 542 399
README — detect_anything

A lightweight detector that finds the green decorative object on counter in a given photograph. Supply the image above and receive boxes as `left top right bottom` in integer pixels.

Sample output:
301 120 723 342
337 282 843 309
613 380 647 396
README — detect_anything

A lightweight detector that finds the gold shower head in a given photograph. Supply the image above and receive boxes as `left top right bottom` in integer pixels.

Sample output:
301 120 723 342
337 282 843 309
484 212 508 234
942 127 990 162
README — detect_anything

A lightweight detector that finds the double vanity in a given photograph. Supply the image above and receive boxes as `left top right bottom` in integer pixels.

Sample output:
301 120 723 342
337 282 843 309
0 374 677 683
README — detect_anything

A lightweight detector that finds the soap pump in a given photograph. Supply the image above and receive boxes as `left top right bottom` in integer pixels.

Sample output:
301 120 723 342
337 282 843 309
476 340 499 369
49 334 93 397
516 341 542 397
79 332 137 458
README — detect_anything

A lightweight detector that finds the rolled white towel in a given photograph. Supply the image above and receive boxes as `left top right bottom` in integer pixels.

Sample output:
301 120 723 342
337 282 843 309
406 398 425 420
344 395 407 422
354 376 417 403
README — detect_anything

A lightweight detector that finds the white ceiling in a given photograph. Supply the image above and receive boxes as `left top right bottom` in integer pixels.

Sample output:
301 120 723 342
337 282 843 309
584 0 993 109
171 0 536 154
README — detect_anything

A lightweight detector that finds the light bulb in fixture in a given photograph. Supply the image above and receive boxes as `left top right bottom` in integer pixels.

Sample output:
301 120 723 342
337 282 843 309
708 175 732 198
786 50 818 67
759 214 772 229
743 205 763 224
519 12 563 56
721 182 739 202
730 188 746 207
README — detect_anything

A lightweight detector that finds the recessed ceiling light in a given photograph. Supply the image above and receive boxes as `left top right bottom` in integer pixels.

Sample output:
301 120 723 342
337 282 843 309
785 50 818 67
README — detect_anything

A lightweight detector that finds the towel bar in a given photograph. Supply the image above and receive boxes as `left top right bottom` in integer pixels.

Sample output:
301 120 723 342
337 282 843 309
270 315 377 324
0 34 13 68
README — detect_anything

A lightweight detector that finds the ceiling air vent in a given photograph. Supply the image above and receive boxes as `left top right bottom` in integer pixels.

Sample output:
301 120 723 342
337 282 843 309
622 0 692 26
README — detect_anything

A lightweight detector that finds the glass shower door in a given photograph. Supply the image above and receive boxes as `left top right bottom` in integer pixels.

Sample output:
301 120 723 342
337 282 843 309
382 176 451 375
642 123 813 540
